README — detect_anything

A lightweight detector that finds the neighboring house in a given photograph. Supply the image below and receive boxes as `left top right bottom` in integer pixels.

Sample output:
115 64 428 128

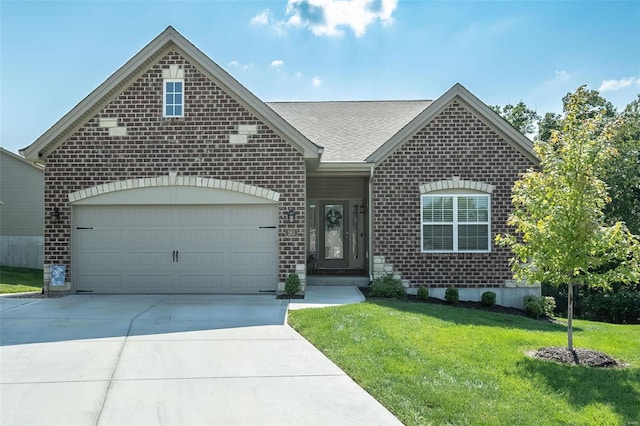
21 27 540 307
0 147 45 269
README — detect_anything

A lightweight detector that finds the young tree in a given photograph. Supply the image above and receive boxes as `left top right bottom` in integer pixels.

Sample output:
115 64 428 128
497 87 640 351
491 101 540 135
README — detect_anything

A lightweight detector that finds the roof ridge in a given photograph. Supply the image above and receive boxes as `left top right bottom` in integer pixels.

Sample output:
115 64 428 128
266 99 432 104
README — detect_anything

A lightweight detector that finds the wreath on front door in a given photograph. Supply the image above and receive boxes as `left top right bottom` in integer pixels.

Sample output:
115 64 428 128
326 208 342 229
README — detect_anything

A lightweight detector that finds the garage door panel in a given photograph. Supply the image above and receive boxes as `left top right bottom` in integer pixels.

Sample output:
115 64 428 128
231 275 275 290
179 252 224 266
77 230 122 249
176 230 223 246
228 229 275 247
230 251 277 266
181 206 225 225
127 252 172 268
127 275 173 291
128 207 173 225
129 230 173 247
227 205 275 223
77 252 122 269
74 203 278 294
179 275 225 291
78 275 123 291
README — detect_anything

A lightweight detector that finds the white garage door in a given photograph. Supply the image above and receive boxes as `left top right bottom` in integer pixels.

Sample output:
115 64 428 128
74 204 278 294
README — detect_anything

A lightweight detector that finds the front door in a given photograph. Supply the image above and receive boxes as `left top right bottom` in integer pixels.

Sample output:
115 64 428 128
319 202 349 268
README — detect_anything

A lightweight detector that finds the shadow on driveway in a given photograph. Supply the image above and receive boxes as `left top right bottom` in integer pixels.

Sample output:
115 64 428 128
0 294 288 346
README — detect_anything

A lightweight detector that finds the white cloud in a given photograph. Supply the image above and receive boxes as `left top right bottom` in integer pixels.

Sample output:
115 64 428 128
295 71 303 78
312 76 322 87
555 70 570 81
598 77 640 92
251 0 398 38
251 10 271 25
227 60 253 71
270 60 284 68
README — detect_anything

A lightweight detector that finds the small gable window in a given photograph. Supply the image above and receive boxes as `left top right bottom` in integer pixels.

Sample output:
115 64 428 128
421 194 491 253
163 79 184 117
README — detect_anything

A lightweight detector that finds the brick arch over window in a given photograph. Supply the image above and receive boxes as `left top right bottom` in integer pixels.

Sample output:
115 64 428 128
68 175 281 203
419 176 494 194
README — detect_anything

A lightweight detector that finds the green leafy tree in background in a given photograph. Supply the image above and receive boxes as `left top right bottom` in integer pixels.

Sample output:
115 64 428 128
490 101 540 135
537 87 616 142
604 95 640 235
497 87 640 351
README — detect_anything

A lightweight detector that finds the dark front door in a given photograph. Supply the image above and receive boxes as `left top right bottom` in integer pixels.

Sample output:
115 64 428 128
319 202 349 268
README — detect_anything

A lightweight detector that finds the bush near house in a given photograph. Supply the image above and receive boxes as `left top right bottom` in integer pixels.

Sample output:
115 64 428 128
417 286 429 301
285 273 301 296
369 275 406 299
523 295 556 319
481 291 497 307
444 287 459 305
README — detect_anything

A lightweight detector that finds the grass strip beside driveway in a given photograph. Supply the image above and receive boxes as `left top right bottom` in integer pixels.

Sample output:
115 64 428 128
0 266 43 293
288 301 640 426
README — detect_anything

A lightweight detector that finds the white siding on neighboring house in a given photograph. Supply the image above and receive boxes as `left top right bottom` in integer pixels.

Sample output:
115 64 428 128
0 147 44 268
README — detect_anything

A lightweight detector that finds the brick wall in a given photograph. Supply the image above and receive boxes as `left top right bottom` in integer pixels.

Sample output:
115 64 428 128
44 50 306 284
372 100 535 288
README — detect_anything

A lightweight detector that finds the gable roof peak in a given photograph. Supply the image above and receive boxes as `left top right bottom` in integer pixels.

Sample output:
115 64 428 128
366 82 537 164
21 27 320 162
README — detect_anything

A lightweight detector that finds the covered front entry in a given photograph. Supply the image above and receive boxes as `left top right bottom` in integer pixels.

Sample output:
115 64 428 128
307 176 369 273
70 180 279 294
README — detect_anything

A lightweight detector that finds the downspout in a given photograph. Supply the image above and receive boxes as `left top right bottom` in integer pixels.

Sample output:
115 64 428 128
368 164 374 283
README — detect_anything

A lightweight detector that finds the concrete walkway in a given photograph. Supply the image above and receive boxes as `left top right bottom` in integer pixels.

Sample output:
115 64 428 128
0 289 401 426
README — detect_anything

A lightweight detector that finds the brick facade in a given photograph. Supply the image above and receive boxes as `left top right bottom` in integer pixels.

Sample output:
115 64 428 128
44 50 306 285
372 100 535 288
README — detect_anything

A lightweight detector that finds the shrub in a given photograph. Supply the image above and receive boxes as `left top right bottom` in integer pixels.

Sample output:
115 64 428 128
285 273 301 296
417 286 429 301
523 295 543 318
481 291 496 307
523 295 555 318
370 275 406 299
542 296 556 317
444 288 459 305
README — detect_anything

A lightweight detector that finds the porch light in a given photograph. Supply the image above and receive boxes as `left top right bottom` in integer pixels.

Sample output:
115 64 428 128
359 203 367 214
285 207 297 223
51 207 61 224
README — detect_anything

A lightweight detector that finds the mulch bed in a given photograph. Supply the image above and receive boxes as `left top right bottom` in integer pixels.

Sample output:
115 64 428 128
528 347 627 368
358 286 546 320
276 294 305 300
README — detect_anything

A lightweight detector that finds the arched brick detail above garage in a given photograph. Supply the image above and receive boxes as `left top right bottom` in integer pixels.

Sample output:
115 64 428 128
68 174 281 204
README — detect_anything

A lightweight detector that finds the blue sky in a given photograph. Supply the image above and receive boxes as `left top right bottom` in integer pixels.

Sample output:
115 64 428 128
1 0 639 154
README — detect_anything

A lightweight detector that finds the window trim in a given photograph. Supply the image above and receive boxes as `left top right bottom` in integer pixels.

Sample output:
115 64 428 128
421 193 491 253
163 78 184 118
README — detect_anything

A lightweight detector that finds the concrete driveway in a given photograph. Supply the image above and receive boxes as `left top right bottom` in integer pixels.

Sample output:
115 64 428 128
0 292 401 426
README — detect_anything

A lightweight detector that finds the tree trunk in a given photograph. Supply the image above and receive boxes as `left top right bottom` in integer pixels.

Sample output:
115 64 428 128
567 283 574 352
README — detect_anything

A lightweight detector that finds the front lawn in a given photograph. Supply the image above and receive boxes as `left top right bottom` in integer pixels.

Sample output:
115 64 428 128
288 301 640 426
0 266 43 293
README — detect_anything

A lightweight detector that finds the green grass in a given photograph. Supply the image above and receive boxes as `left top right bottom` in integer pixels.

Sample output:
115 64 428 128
0 266 43 293
288 301 640 426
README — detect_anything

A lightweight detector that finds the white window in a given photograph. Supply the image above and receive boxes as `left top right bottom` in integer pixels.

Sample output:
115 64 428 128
163 79 184 117
421 194 491 253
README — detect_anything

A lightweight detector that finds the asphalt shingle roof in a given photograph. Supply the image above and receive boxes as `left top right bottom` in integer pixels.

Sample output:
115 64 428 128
266 100 433 162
